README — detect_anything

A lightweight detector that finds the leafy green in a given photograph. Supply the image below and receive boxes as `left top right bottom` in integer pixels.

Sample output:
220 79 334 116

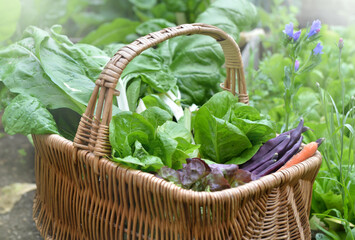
2 95 58 135
157 158 254 192
109 110 198 170
140 106 172 129
194 92 276 163
122 48 177 92
80 18 140 45
115 0 258 106
231 105 276 143
196 0 257 40
49 108 81 141
0 25 110 137
194 106 251 163
110 111 155 157
136 19 175 36
129 0 157 10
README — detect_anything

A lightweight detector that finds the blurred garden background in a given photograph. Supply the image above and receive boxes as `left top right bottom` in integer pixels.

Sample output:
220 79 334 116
0 0 355 239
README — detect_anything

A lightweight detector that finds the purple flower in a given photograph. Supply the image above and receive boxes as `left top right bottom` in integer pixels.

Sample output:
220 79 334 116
294 60 300 71
338 38 344 49
283 22 294 38
308 19 321 38
283 23 301 42
313 42 324 55
293 30 301 41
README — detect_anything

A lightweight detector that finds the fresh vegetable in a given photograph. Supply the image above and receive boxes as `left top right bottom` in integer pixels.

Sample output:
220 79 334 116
278 138 324 171
157 158 255 192
239 118 321 179
240 134 290 172
109 110 199 171
255 135 304 178
194 91 276 164
240 119 308 172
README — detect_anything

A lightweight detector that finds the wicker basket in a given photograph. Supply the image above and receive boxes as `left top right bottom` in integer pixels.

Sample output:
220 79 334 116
32 23 322 240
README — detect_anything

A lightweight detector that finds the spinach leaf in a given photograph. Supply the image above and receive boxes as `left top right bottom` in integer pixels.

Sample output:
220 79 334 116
2 95 58 135
0 36 85 113
136 19 175 36
80 18 140 45
122 48 177 93
196 0 257 40
39 36 95 107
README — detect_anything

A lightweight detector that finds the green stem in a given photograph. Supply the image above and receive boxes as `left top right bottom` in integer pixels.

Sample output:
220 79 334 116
284 59 295 131
339 47 346 214
297 52 312 73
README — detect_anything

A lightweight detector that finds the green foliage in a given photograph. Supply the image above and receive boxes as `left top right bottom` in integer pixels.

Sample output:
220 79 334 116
194 91 276 164
0 25 110 137
109 111 198 170
80 18 140 45
2 95 58 135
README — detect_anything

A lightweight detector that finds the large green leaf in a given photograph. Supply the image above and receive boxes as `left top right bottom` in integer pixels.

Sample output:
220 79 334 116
122 48 177 92
196 0 257 40
194 106 251 163
202 91 237 120
80 18 139 45
0 37 85 113
0 0 21 42
39 36 96 106
129 0 157 10
231 105 276 143
136 19 175 36
167 35 225 105
141 107 172 129
2 95 58 135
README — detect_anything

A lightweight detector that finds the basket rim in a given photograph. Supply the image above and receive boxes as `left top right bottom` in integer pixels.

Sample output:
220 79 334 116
35 133 322 200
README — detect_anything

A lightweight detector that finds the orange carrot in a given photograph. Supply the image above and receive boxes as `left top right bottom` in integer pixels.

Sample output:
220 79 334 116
278 138 324 171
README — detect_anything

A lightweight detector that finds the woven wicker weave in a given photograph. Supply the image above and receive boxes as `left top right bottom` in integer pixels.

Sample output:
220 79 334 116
32 24 322 240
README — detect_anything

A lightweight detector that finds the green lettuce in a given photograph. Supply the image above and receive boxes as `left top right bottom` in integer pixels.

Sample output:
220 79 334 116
194 91 276 164
109 109 199 171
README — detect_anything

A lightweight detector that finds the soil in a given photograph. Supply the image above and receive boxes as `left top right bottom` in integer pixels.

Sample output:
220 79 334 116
0 112 42 240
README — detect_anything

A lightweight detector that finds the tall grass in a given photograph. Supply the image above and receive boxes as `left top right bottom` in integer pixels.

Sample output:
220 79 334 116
315 40 355 239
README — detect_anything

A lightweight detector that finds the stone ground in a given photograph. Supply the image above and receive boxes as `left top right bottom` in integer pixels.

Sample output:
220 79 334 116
0 113 42 240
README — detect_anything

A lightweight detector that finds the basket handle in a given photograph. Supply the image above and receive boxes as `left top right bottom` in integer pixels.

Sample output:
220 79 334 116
73 23 248 159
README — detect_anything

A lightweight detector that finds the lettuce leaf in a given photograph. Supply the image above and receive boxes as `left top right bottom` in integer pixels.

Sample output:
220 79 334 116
194 91 276 164
109 110 198 171
157 158 254 192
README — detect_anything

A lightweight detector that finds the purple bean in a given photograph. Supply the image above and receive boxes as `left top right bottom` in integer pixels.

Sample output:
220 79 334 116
241 134 291 172
251 153 278 175
256 136 303 178
316 138 325 147
285 118 304 149
246 121 308 165
247 134 288 162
